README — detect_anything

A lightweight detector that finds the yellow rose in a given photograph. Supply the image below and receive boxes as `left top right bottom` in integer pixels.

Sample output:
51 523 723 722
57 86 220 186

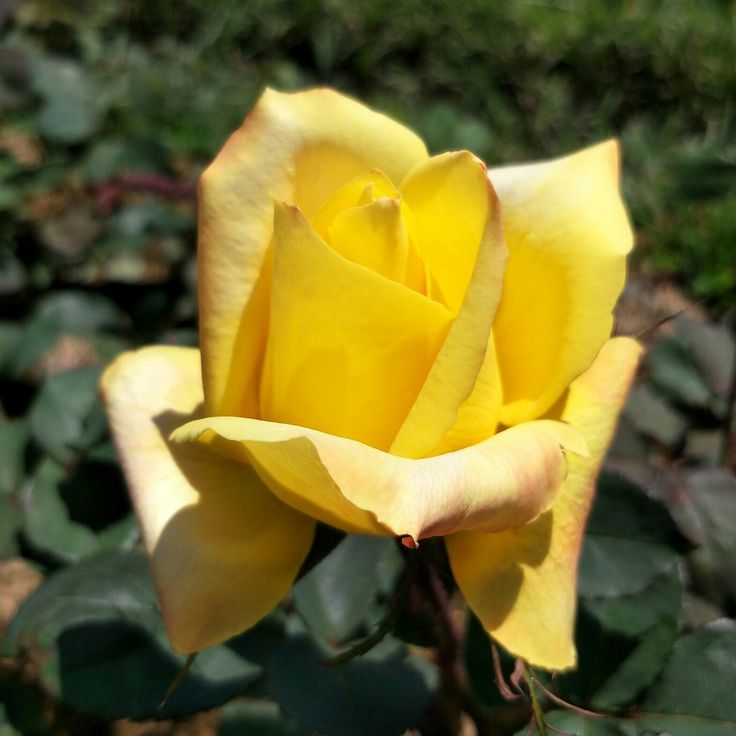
101 88 640 670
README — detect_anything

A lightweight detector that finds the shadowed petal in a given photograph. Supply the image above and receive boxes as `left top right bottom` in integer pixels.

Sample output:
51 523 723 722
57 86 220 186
446 337 642 670
101 346 315 653
490 141 633 426
171 414 586 543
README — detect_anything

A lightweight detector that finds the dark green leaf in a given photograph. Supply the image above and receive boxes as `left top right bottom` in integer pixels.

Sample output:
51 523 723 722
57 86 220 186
583 566 682 638
31 58 106 143
0 322 23 376
674 317 736 399
589 618 679 710
642 628 736 722
268 626 437 736
648 336 718 413
514 711 630 735
681 469 736 606
292 535 402 643
21 459 100 563
632 713 736 735
586 472 689 551
219 699 311 736
578 536 676 598
623 383 687 449
28 367 103 464
0 493 21 557
0 419 27 495
31 291 128 335
2 550 262 720
0 704 21 736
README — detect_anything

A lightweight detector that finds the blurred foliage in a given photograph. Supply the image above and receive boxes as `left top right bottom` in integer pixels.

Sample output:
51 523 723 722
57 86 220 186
1 0 736 734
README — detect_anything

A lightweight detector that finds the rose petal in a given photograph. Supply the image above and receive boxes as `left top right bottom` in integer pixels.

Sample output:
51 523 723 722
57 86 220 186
101 346 315 653
198 88 428 418
260 202 453 451
390 152 507 458
170 414 586 543
446 337 642 670
328 196 411 284
490 141 633 425
430 332 503 454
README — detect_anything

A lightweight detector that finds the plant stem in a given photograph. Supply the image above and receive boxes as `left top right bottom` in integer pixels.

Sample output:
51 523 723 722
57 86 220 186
523 666 549 736
422 562 496 735
321 550 417 666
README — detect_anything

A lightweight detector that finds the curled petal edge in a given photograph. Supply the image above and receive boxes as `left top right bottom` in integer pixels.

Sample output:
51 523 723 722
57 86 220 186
170 416 587 543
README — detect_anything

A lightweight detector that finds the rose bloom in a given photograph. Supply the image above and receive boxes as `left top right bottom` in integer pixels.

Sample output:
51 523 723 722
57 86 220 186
101 88 640 670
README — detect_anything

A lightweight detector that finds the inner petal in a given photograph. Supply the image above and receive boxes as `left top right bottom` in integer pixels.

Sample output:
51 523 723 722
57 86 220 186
260 203 453 451
327 197 410 285
311 171 430 295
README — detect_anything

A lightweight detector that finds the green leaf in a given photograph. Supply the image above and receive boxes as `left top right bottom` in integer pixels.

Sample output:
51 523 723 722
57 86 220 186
589 617 679 711
21 459 100 564
292 535 402 643
2 550 263 720
560 474 684 708
622 383 687 449
219 700 311 736
514 711 632 735
2 316 58 379
631 713 736 735
0 704 21 736
0 494 21 557
0 419 28 495
578 536 677 598
0 322 23 377
582 567 682 638
31 58 106 143
586 472 689 552
268 625 437 736
674 317 736 399
648 336 719 413
28 367 104 464
680 469 736 606
642 628 736 722
31 291 128 335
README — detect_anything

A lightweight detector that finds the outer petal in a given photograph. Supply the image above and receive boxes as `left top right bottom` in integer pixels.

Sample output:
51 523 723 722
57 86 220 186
446 337 642 670
170 415 586 544
260 203 453 451
198 88 428 417
490 141 633 425
390 152 507 458
100 346 315 653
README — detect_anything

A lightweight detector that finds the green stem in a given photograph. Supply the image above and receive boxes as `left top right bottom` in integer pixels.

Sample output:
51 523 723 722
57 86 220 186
322 550 417 666
524 666 549 736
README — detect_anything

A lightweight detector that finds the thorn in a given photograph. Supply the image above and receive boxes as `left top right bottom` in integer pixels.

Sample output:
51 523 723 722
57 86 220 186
159 652 197 710
400 535 418 549
634 298 706 339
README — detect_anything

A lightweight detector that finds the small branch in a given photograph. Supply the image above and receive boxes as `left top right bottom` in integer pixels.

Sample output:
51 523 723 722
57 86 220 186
531 677 604 720
423 564 495 735
523 665 549 736
321 552 417 666
633 299 705 340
